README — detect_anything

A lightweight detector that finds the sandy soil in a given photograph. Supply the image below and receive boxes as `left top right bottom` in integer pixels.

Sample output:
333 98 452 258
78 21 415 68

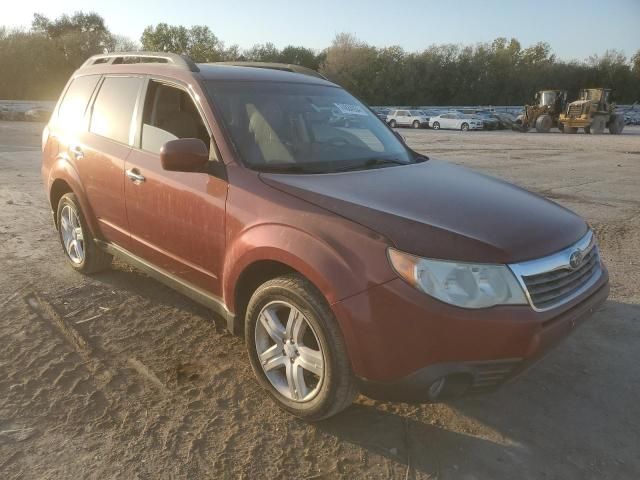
1 121 639 479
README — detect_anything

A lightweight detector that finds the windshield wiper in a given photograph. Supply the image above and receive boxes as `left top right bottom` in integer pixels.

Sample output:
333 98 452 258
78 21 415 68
332 158 410 172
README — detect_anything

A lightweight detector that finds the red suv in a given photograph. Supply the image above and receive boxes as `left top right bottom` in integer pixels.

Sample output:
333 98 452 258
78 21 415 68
42 53 609 420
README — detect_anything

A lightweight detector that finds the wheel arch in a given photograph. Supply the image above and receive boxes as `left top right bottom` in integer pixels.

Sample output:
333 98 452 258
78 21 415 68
49 178 73 228
47 158 100 236
223 223 370 322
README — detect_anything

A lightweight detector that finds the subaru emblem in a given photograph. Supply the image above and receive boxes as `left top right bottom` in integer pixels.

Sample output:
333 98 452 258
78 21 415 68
569 250 583 270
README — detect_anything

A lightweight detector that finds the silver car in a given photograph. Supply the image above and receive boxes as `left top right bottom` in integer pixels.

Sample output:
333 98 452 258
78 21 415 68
387 109 429 129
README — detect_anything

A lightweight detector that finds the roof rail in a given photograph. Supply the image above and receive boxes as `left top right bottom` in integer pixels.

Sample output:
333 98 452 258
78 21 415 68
214 61 327 80
81 51 200 72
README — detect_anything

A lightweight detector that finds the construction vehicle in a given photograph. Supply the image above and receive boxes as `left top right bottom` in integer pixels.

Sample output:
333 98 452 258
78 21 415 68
559 88 625 134
513 90 567 133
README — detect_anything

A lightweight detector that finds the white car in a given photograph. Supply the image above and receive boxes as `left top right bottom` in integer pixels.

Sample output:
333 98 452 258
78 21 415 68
386 109 429 129
429 113 483 131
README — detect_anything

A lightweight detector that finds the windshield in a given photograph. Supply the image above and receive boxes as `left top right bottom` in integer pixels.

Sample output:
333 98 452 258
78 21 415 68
207 81 415 173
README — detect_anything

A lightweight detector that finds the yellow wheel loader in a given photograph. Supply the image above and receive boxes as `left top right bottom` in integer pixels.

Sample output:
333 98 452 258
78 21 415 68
513 90 567 133
559 88 624 134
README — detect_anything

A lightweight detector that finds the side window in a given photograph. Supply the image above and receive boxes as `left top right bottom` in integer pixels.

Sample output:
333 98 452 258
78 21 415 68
90 76 142 144
140 80 210 155
57 75 100 131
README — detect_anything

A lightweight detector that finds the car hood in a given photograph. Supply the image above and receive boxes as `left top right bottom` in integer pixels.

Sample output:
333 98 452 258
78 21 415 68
259 160 588 263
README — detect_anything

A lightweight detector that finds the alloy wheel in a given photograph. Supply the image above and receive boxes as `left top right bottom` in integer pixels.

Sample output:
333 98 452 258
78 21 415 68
255 301 325 402
60 204 85 264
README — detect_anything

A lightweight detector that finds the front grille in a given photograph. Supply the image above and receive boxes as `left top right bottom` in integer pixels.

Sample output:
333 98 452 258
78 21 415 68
567 104 583 117
522 246 600 310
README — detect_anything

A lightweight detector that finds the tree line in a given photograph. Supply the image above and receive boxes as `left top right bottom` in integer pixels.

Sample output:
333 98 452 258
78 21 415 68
1 12 638 105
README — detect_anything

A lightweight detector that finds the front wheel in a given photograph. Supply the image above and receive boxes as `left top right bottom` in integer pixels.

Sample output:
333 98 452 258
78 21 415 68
608 114 624 134
461 123 469 131
432 122 440 130
245 274 358 421
56 193 112 273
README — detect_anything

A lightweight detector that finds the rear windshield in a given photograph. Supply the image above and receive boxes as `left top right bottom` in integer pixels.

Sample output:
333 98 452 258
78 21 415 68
206 81 413 173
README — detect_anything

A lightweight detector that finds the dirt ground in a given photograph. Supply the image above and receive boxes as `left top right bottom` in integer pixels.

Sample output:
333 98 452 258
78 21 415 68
1 121 639 480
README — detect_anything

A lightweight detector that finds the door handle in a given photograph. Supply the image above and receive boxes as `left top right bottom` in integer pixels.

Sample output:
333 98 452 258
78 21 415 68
126 168 145 183
70 145 84 160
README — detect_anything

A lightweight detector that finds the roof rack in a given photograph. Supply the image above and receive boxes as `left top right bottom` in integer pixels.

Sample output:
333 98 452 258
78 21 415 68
214 61 327 80
81 52 200 72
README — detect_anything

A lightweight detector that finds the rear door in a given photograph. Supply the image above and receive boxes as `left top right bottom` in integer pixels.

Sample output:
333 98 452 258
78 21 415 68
124 78 227 294
64 75 143 247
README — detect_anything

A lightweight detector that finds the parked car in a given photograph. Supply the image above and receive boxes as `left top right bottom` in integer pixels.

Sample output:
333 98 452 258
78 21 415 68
42 52 609 420
386 109 429 128
430 113 483 131
465 112 500 130
491 111 518 129
371 107 390 122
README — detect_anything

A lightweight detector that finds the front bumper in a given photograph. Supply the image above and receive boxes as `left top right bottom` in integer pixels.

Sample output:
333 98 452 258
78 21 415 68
332 269 609 401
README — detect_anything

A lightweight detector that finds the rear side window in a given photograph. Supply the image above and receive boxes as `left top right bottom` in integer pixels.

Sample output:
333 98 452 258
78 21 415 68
57 75 100 131
90 76 142 144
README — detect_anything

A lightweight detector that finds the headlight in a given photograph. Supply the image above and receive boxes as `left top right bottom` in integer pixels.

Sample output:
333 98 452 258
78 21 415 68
387 248 527 308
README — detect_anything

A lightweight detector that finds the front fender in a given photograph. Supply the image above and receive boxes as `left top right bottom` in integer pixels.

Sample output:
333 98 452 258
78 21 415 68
223 224 393 308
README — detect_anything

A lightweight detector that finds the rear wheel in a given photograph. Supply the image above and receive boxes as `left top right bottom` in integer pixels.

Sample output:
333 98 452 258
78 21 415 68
389 119 397 128
412 120 420 129
245 274 357 421
608 114 625 134
563 124 578 134
56 193 112 273
461 123 469 131
432 122 440 130
535 114 552 133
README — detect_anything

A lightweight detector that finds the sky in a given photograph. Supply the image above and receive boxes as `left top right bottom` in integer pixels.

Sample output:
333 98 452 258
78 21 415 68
4 0 640 61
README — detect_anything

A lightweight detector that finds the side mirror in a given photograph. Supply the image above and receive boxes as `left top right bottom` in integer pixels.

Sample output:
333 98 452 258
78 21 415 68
160 138 209 172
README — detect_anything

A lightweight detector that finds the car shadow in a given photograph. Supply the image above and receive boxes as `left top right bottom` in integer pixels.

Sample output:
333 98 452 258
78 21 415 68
315 299 640 479
75 264 640 478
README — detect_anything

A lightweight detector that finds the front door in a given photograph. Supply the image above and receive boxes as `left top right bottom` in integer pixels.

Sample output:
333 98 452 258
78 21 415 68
124 79 227 295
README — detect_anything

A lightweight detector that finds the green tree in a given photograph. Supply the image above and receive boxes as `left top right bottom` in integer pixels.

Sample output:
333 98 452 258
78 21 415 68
32 12 114 67
244 42 280 62
140 23 225 62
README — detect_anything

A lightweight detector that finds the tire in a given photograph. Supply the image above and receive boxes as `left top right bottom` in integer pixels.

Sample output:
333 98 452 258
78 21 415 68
245 274 358 421
412 120 420 129
461 123 469 131
563 124 578 134
535 114 552 133
432 122 440 130
589 115 606 134
56 193 112 273
389 119 397 128
608 114 625 134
